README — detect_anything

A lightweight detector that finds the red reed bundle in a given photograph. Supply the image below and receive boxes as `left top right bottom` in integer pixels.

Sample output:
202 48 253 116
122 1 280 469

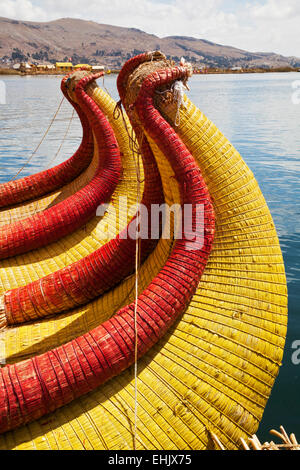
2 126 164 325
0 73 94 208
0 73 121 260
0 63 214 434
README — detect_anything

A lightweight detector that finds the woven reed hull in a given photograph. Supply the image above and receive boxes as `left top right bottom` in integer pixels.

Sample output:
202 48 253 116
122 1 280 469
0 77 94 226
0 75 94 211
0 63 288 449
0 143 97 227
0 75 122 261
0 88 141 296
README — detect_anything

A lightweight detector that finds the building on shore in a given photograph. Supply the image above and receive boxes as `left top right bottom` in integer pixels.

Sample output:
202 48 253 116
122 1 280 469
92 65 105 72
55 62 73 72
13 62 32 72
74 64 92 71
36 64 55 71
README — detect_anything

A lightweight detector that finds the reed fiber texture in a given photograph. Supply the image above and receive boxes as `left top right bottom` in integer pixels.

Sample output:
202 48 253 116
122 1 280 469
0 84 141 309
0 73 121 260
1 114 163 326
0 53 288 450
0 63 215 435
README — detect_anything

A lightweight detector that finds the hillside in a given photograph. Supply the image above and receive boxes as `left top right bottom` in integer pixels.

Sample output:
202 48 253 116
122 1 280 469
1 16 300 69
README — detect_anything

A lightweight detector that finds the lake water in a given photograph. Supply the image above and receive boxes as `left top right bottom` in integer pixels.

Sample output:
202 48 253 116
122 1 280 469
0 72 299 443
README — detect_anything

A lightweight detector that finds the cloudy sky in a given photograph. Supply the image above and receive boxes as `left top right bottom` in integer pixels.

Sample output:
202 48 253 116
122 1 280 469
0 0 299 57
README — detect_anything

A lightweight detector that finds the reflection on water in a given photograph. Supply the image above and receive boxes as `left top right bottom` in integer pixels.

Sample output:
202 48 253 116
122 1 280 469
0 73 299 442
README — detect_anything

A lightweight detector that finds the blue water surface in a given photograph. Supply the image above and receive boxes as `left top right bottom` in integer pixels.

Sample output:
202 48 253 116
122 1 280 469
0 72 299 443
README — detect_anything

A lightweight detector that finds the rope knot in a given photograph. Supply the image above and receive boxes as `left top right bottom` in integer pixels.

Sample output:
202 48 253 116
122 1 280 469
173 80 188 127
113 100 122 120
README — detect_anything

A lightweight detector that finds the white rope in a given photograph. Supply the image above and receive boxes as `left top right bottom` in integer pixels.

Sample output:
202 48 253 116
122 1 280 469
10 97 65 181
44 108 75 171
133 145 141 451
114 105 142 450
32 108 75 216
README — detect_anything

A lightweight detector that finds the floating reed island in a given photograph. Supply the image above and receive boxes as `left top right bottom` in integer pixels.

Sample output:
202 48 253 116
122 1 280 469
0 52 289 450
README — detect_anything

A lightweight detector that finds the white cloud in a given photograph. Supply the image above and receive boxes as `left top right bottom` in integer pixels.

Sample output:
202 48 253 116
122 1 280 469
0 0 299 57
250 0 300 20
0 0 47 21
239 0 300 55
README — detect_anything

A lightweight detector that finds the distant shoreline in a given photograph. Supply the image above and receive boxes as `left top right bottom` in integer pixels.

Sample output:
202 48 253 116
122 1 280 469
0 67 299 76
0 68 119 76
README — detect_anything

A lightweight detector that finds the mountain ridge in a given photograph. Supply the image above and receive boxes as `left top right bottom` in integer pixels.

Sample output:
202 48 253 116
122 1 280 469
1 16 299 69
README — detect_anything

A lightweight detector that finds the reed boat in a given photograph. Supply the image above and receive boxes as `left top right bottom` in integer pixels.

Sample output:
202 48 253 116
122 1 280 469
0 53 288 450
